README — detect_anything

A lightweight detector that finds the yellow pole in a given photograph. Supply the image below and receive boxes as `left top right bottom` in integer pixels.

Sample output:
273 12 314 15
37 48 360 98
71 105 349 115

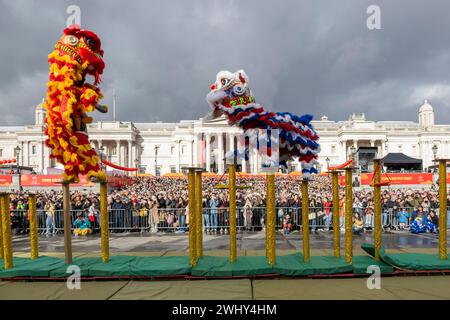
28 194 39 259
266 173 276 265
438 159 448 260
188 169 197 266
63 182 73 265
344 168 353 264
301 179 310 262
228 164 237 263
373 160 382 261
195 169 203 258
0 195 4 260
100 180 109 262
331 171 340 258
1 194 13 269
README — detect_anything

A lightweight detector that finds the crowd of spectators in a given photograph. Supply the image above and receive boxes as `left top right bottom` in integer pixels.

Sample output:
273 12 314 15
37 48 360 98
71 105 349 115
5 175 450 236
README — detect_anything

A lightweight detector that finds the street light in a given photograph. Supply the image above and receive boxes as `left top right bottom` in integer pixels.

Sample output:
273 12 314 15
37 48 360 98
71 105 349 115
134 158 139 177
97 146 105 172
325 157 330 169
178 140 181 173
432 144 438 160
350 145 356 161
154 145 160 176
14 146 21 174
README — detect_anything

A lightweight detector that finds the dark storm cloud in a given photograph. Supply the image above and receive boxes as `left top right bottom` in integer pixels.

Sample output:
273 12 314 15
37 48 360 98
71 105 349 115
1 0 450 125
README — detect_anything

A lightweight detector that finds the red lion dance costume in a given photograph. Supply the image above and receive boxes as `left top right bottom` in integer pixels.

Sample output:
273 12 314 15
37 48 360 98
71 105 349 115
44 25 108 183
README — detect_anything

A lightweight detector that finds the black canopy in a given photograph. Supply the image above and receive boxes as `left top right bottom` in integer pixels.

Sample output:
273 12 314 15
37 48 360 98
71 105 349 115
381 153 422 170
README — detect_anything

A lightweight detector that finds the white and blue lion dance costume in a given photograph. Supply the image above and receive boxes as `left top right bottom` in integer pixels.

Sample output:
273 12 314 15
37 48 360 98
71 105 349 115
206 70 320 177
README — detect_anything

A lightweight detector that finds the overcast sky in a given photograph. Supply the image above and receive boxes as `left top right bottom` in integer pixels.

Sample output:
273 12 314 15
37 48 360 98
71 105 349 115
1 0 450 125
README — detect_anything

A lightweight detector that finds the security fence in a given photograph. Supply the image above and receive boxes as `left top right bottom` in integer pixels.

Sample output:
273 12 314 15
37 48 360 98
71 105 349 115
9 206 450 235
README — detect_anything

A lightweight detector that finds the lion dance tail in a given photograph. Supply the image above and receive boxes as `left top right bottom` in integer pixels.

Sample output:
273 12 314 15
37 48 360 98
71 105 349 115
44 49 106 183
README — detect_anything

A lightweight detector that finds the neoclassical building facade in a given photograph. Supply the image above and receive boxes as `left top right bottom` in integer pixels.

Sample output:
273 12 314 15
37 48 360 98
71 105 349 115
0 100 449 175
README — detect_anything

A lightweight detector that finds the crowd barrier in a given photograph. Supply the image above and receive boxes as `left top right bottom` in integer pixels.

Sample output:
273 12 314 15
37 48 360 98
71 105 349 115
10 206 448 235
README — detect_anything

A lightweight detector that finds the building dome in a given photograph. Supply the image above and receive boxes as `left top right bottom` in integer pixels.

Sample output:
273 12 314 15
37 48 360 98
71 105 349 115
419 100 433 112
418 99 434 128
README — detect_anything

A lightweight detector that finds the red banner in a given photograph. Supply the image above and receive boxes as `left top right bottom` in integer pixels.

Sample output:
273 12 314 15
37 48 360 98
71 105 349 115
20 175 94 187
107 175 134 188
339 173 433 186
20 174 134 188
0 175 12 186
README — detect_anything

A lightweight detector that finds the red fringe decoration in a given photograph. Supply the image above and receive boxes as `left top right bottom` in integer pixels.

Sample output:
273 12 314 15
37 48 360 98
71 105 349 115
101 159 138 172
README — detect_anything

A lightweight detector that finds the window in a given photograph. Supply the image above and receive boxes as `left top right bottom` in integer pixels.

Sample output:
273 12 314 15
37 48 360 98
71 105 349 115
155 166 161 176
170 166 177 173
171 146 175 155
111 146 117 156
0 148 2 157
331 145 336 154
31 145 37 155
182 145 186 155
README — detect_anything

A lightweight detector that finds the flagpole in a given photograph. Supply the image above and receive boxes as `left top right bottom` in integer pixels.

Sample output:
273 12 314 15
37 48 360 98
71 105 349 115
113 88 116 122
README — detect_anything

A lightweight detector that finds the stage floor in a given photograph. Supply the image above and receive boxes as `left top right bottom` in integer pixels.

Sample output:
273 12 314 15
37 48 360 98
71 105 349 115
1 276 450 300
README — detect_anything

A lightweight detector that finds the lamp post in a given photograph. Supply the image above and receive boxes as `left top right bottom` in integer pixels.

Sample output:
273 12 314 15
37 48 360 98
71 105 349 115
134 159 139 177
178 140 181 173
432 145 438 173
326 157 330 170
14 146 21 174
98 146 105 171
154 145 160 176
14 145 21 190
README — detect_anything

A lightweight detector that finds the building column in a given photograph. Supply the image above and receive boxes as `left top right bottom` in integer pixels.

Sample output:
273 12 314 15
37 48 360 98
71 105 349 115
217 133 224 174
205 133 211 172
339 140 346 163
115 140 121 166
252 152 258 174
177 140 181 172
229 133 235 166
193 134 199 167
381 140 386 158
128 140 132 173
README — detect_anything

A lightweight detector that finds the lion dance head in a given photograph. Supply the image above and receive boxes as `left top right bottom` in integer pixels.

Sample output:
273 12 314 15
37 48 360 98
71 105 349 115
206 70 320 177
43 25 107 183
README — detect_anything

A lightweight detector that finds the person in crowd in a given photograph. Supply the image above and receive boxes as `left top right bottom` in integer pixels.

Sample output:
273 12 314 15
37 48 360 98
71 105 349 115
209 195 219 234
397 207 410 230
283 214 293 235
44 199 57 236
353 212 364 235
243 197 253 231
73 212 92 236
426 210 439 233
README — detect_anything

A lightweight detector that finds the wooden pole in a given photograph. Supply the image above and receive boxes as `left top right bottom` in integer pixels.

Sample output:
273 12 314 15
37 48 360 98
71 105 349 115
266 173 276 265
0 194 4 260
373 160 382 261
195 169 203 258
228 164 237 263
301 179 310 262
344 168 353 264
28 194 39 259
188 168 197 266
100 180 110 262
331 171 340 258
1 193 13 269
63 182 73 265
438 159 448 260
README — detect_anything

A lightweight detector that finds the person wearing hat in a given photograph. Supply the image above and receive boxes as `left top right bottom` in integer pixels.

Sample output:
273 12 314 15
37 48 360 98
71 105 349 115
73 212 93 236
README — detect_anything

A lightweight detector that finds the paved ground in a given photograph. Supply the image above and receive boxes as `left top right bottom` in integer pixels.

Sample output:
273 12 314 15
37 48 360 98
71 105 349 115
1 276 450 300
10 230 449 255
2 231 450 300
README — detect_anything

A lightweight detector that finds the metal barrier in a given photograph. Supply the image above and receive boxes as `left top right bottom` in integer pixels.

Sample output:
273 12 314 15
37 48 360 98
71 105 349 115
9 205 449 234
